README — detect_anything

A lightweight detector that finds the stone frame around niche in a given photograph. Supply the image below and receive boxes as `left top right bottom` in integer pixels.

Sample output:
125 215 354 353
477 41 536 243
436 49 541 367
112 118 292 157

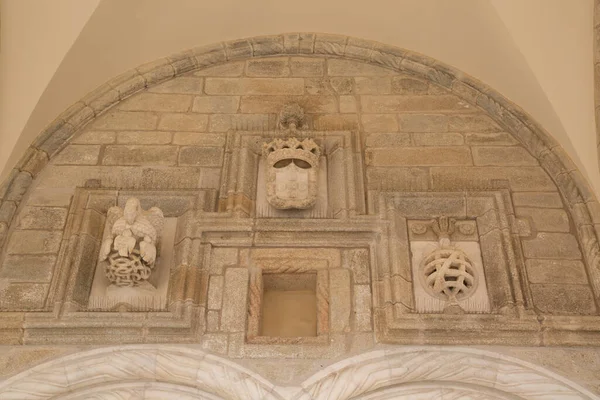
19 186 218 344
218 129 365 219
370 189 551 345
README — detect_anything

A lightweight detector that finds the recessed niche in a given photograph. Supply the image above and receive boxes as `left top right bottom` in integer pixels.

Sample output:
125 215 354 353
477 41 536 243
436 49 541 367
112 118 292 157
260 273 317 337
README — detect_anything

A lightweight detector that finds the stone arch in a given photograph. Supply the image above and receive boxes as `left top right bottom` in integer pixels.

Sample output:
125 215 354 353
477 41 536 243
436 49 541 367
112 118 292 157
0 33 599 310
0 346 596 399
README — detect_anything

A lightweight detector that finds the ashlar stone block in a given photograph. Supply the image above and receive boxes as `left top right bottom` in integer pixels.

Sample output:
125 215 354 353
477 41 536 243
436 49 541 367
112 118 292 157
367 147 471 167
52 145 101 165
158 113 208 132
102 145 178 166
118 93 192 112
246 58 290 77
17 207 68 230
516 207 570 232
178 146 223 167
472 147 538 166
522 233 582 260
221 268 249 332
117 131 172 145
92 111 159 131
526 259 588 285
192 96 240 113
290 57 324 76
530 284 596 315
7 231 62 255
398 114 448 132
204 78 304 95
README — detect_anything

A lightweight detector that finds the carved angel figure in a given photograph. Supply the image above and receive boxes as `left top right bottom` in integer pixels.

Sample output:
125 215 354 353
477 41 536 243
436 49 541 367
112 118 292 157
99 198 165 287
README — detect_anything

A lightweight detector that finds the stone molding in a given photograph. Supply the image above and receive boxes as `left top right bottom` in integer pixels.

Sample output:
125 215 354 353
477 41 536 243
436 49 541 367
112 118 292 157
0 345 597 399
595 0 600 169
1 33 599 306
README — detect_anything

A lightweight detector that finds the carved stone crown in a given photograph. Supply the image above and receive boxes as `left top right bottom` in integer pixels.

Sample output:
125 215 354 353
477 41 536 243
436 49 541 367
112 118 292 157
263 137 321 167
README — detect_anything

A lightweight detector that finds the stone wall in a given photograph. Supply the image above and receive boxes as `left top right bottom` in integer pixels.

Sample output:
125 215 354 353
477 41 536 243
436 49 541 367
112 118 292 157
1 34 600 397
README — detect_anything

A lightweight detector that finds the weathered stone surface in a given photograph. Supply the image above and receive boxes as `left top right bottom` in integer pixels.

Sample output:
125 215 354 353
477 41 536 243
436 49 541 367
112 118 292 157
17 207 68 230
205 78 304 95
391 77 429 94
72 131 116 144
148 77 205 94
353 284 372 331
0 202 16 224
140 167 202 189
117 131 172 145
530 284 596 314
329 77 354 94
362 95 469 113
512 192 564 208
246 58 290 77
221 268 248 332
240 96 336 113
5 172 32 201
172 132 226 146
209 114 271 132
398 114 448 132
178 147 223 167
339 96 357 113
0 283 48 309
367 147 471 167
449 114 501 132
20 149 49 177
7 231 62 254
516 207 570 232
118 93 192 112
526 259 588 284
328 59 394 76
192 96 240 113
102 145 178 166
290 57 324 76
206 310 220 332
361 114 398 132
431 166 554 191
52 145 100 165
92 111 158 131
412 132 464 146
210 248 238 275
464 132 519 146
522 233 582 260
329 269 351 333
207 275 224 310
158 113 208 131
0 255 56 282
367 167 430 190
472 147 538 166
366 133 410 147
313 114 359 131
194 61 245 76
355 77 391 94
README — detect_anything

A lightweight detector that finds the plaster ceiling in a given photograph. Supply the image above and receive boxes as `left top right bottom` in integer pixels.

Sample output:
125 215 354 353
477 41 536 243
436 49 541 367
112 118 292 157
1 0 597 195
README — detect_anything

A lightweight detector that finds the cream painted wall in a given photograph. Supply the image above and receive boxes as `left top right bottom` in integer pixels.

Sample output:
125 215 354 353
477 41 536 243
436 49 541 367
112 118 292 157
0 0 100 177
1 0 598 195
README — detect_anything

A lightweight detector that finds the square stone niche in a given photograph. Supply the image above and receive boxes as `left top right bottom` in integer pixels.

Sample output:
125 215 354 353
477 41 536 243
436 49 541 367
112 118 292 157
260 273 317 338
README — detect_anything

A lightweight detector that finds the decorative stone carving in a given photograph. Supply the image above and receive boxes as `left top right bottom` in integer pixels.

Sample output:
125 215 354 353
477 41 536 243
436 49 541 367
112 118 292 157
262 136 321 210
99 198 165 287
420 217 478 303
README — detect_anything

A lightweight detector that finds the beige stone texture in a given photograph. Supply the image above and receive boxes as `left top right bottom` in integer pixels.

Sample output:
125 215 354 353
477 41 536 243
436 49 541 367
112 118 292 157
52 145 101 165
361 95 469 113
398 114 448 132
391 77 429 94
118 93 193 112
0 255 56 281
0 283 48 309
512 192 564 208
530 284 596 314
355 77 392 94
361 114 398 132
290 57 324 76
71 131 116 144
464 131 519 146
116 131 172 145
17 207 68 230
204 78 304 95
92 111 159 131
102 145 178 166
526 259 588 284
192 96 240 113
516 207 571 232
448 114 501 132
522 233 582 259
207 275 224 310
328 59 395 76
157 113 208 131
193 61 244 76
329 269 351 333
339 96 357 113
246 58 290 77
366 133 411 147
172 132 225 146
221 268 249 332
240 95 336 113
148 77 205 93
6 230 62 254
367 146 471 166
329 77 354 94
472 146 538 166
430 166 555 191
412 132 464 146
179 146 223 167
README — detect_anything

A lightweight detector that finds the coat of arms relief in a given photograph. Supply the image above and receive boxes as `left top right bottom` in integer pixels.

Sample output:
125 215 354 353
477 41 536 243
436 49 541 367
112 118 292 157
262 104 322 210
